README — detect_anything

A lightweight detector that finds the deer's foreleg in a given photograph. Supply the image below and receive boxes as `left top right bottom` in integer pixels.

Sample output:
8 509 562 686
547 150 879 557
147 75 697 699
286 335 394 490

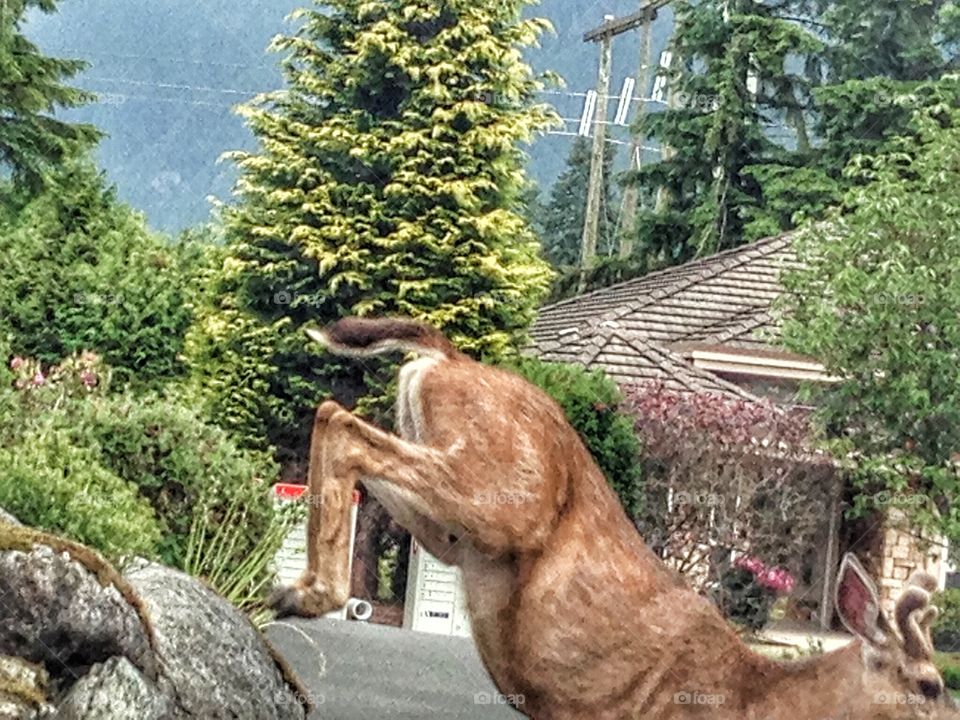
270 400 522 618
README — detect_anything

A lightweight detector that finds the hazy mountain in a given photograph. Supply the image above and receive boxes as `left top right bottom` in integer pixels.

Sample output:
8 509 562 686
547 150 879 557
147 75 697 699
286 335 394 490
26 0 673 232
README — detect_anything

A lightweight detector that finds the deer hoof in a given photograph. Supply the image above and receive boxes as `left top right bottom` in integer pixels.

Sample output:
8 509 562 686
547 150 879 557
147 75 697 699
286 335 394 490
267 585 308 618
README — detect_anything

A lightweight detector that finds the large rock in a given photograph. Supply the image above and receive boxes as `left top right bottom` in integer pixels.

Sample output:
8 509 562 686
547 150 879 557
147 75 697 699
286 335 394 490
0 508 21 526
0 528 308 720
0 543 154 679
124 559 307 720
55 657 174 720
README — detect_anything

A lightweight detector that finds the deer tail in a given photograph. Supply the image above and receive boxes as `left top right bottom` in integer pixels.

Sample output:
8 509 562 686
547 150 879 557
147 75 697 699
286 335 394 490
306 317 459 360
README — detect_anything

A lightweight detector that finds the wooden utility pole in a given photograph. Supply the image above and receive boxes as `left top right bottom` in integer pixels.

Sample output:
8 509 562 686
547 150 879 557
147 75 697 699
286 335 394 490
618 7 656 259
578 16 615 290
581 2 673 280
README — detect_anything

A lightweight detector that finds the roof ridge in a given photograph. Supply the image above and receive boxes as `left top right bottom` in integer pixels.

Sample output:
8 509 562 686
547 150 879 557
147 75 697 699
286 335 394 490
608 328 763 403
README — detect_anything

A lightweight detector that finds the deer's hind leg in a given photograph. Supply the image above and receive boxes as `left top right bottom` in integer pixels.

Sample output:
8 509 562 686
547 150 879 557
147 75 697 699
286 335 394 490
269 400 525 619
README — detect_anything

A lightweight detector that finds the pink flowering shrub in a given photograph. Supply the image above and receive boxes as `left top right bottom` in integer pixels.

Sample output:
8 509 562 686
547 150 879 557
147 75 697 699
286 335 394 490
622 383 834 601
717 555 797 630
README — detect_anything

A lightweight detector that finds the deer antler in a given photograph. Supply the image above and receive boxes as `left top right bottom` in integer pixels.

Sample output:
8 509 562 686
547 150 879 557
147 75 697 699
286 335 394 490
895 571 939 661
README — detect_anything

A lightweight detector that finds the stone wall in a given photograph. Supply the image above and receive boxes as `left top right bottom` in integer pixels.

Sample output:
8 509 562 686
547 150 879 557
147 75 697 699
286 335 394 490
876 512 947 615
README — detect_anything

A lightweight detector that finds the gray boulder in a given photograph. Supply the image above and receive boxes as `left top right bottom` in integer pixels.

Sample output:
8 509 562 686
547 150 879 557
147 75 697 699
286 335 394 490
55 657 175 720
0 507 21 525
0 544 155 679
124 560 308 720
0 529 308 720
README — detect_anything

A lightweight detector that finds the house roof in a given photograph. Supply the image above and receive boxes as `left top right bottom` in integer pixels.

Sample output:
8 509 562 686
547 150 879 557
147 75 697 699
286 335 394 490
533 325 761 401
529 233 802 399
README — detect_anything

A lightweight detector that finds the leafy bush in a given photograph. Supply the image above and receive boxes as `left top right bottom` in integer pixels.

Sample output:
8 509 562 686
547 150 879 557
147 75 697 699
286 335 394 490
623 384 829 590
508 357 644 516
933 589 960 653
0 162 197 385
936 653 960 692
0 350 283 605
0 434 161 559
67 392 279 569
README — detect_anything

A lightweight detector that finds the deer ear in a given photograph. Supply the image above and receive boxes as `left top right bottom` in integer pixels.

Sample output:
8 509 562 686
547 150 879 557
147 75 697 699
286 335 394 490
835 554 890 646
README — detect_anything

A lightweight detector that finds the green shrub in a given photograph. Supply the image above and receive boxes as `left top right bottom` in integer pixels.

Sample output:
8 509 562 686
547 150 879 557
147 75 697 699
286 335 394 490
507 357 644 516
934 589 960 653
936 653 960 691
67 392 280 569
0 162 197 385
0 433 161 558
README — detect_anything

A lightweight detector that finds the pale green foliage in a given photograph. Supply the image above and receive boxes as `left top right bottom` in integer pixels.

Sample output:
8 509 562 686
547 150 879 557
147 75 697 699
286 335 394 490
191 0 558 455
781 106 960 538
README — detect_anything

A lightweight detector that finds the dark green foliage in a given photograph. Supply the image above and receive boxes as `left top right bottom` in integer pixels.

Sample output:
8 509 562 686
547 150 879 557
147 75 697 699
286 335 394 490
626 0 821 262
809 0 957 83
781 105 960 539
933 589 960 654
936 654 960 692
0 0 100 189
68 392 279 569
190 0 558 459
0 163 197 385
508 357 643 516
538 136 618 268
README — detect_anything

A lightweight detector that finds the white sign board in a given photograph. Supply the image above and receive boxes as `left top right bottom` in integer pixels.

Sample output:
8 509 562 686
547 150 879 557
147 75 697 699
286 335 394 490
403 540 471 638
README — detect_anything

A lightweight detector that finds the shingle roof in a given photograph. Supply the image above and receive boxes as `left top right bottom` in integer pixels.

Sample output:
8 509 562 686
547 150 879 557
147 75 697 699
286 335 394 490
532 233 797 348
532 325 761 401
529 233 800 399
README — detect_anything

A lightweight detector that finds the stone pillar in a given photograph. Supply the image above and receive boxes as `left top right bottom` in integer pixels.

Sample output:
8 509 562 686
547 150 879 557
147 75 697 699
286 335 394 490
876 510 946 615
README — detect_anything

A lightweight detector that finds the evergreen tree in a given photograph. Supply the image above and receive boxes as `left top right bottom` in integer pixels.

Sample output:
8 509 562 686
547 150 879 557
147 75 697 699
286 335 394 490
0 0 99 189
811 0 957 83
812 2 959 166
538 136 618 268
190 0 557 457
627 0 821 264
0 162 196 384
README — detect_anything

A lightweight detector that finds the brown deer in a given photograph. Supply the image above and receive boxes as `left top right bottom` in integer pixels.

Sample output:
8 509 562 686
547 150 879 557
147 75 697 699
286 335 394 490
270 317 958 720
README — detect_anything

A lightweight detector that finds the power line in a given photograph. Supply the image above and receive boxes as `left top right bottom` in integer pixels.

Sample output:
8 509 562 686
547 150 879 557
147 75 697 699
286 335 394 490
84 76 266 96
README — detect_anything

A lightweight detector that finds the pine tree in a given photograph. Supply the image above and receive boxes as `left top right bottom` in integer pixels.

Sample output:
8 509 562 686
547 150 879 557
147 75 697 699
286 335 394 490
811 1 960 159
763 1 960 222
191 0 557 456
627 0 821 263
538 136 618 268
0 0 99 189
